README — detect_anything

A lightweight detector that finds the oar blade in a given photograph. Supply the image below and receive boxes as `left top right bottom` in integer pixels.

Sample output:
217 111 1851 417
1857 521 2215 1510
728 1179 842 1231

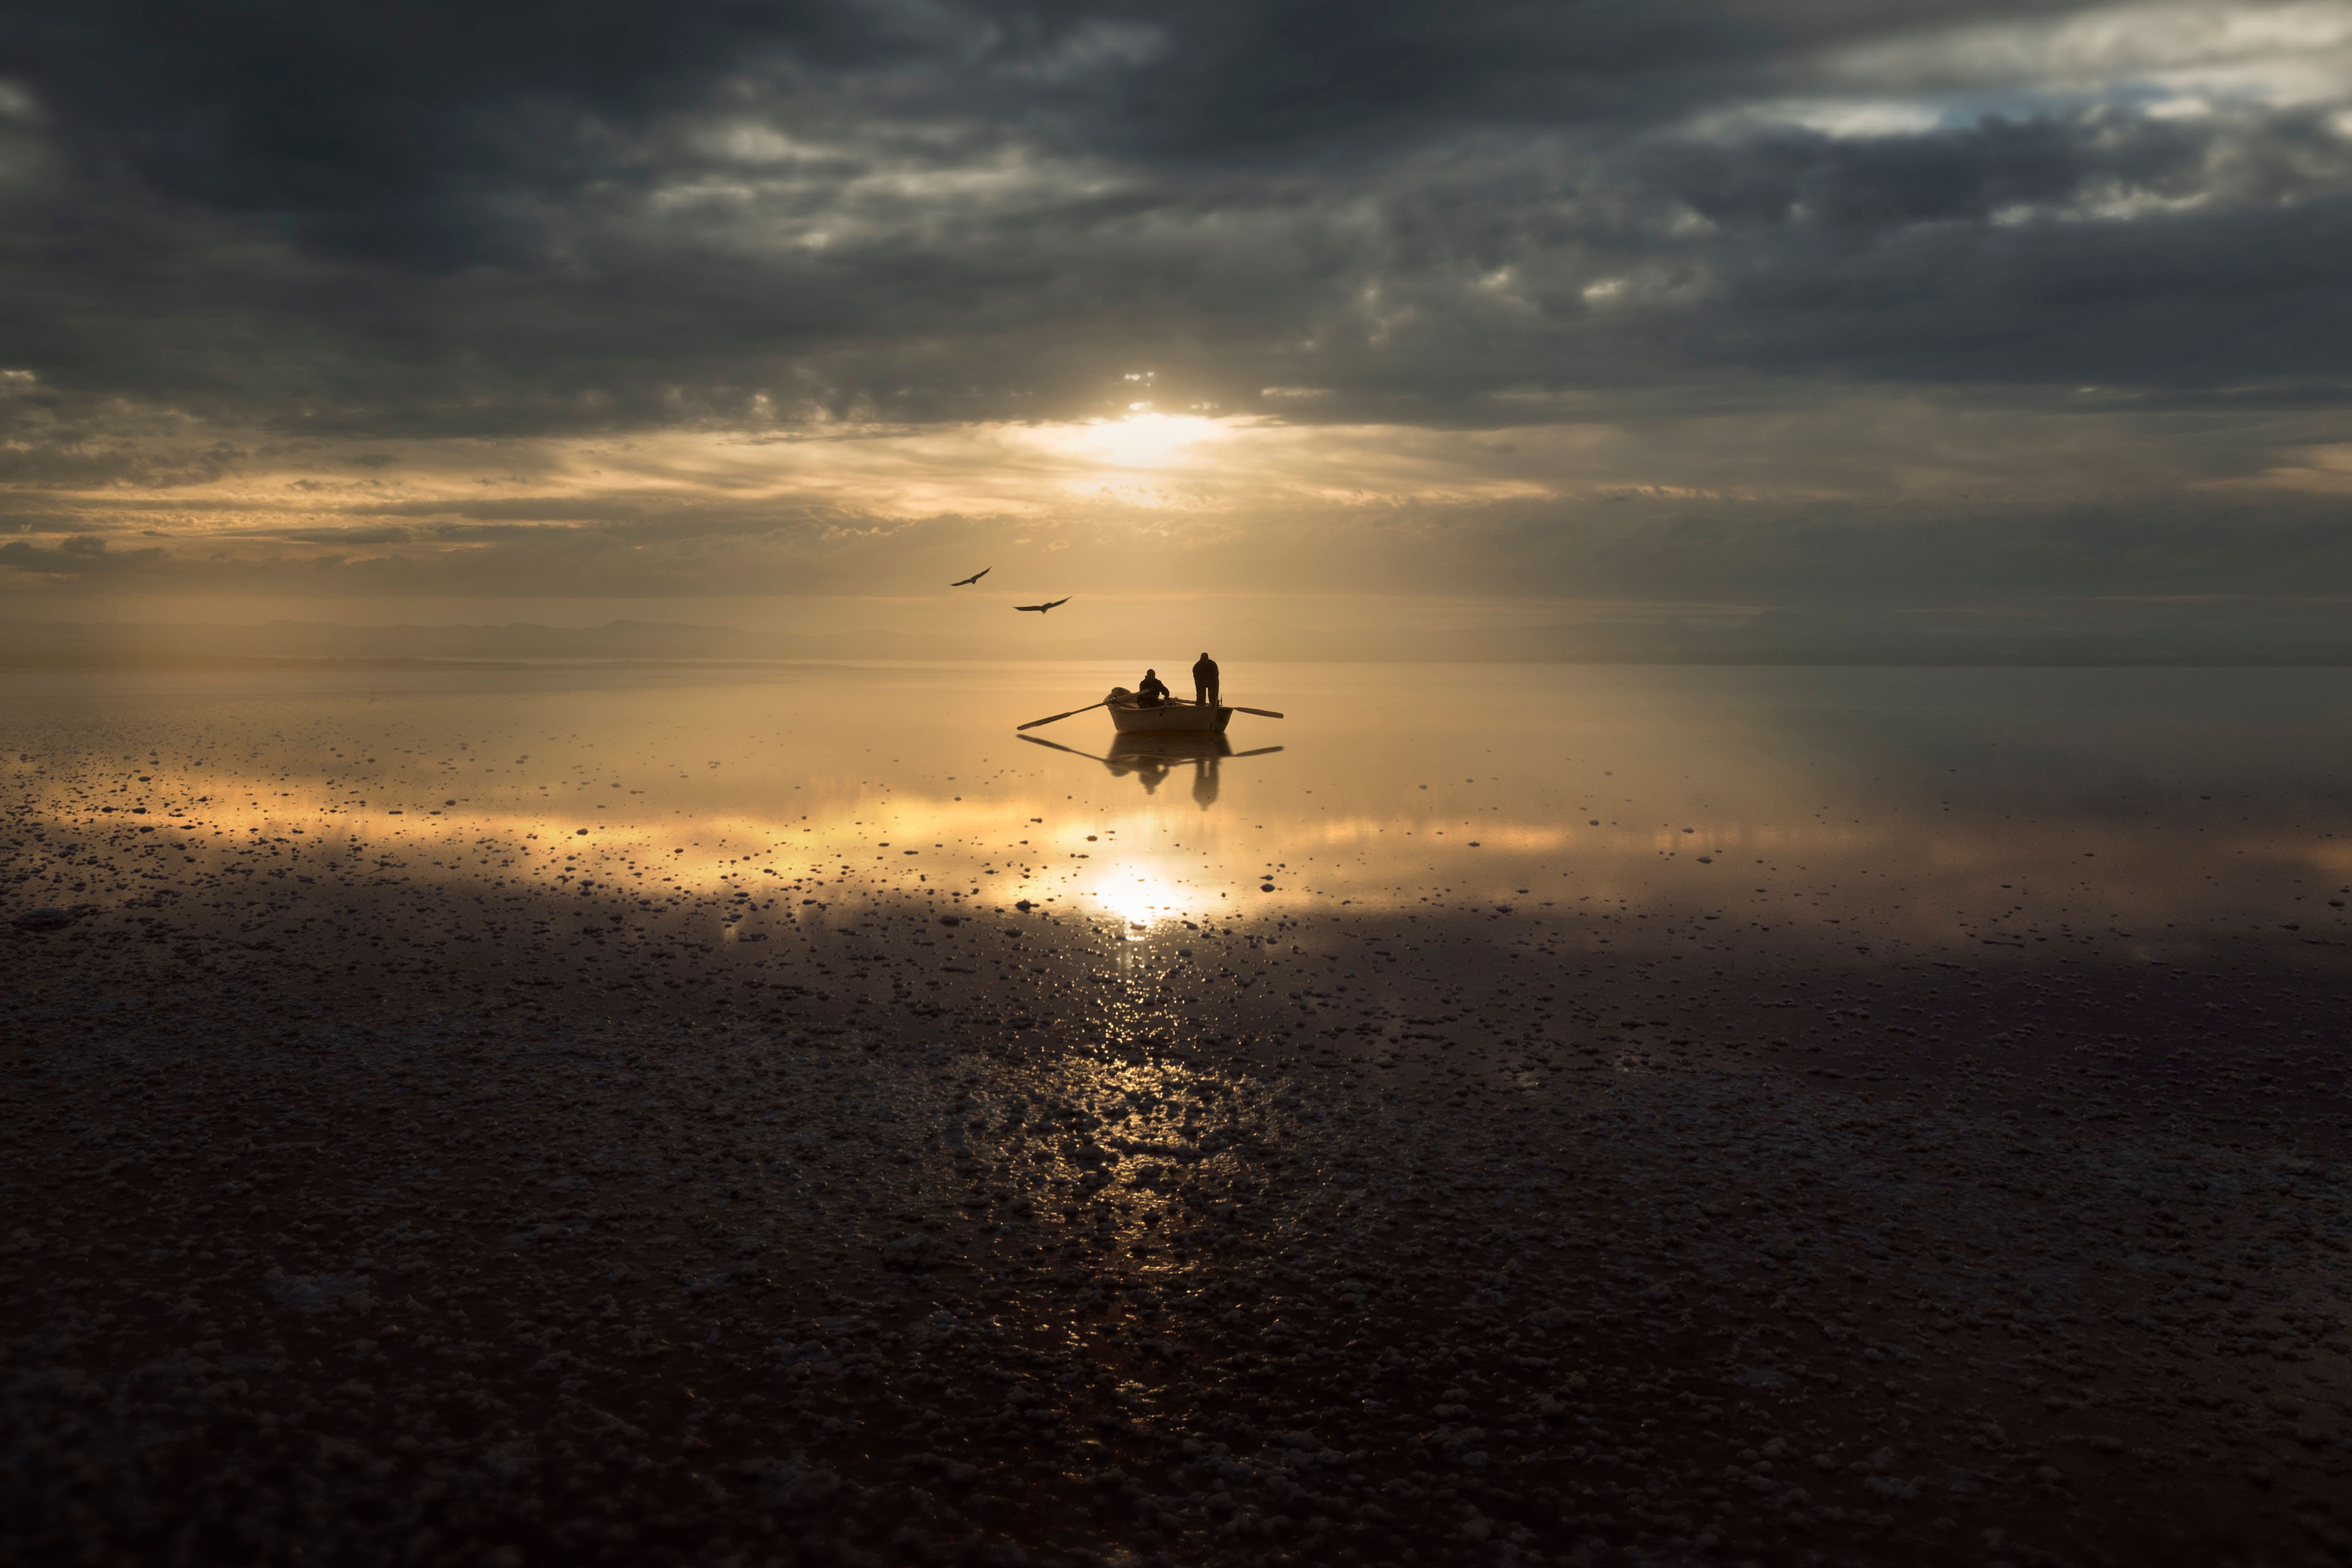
1227 705 1284 719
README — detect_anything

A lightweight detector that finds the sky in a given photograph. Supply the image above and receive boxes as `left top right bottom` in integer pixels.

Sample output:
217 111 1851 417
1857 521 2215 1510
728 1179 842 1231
2 1 2350 632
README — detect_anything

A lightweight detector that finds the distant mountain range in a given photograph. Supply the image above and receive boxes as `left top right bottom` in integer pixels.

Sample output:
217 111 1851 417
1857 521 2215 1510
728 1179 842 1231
3 616 2350 667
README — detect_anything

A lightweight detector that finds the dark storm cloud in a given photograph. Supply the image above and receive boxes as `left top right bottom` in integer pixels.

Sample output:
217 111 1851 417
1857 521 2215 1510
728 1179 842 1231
2 0 2008 230
1621 106 2352 385
4 0 2350 437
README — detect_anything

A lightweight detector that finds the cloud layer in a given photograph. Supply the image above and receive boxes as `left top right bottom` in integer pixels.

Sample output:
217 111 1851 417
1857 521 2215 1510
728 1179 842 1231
2 1 2349 609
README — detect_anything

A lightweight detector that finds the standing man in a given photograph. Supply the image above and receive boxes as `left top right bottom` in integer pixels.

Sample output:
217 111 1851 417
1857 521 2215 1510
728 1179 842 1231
1192 650 1221 709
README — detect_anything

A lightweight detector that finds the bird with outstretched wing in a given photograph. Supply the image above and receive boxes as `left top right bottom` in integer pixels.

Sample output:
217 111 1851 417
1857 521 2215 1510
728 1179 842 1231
949 567 990 586
1014 598 1070 613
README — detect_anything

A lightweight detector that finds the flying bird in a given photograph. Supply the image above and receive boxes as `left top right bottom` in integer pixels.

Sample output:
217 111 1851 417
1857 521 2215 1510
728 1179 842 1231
1015 598 1071 614
949 567 991 586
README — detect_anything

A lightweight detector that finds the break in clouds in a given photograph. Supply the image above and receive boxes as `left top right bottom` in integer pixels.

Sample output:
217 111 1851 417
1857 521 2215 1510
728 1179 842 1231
2 0 2351 608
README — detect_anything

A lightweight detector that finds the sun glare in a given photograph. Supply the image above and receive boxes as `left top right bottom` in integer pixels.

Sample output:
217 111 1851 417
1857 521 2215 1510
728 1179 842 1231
1091 867 1191 931
1035 412 1235 472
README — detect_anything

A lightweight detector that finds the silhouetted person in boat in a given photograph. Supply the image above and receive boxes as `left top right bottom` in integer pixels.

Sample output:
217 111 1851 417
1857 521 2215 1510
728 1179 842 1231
1136 669 1171 708
1193 651 1220 709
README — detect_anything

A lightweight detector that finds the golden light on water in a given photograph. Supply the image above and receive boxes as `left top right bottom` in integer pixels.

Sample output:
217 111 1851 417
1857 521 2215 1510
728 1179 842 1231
1089 867 1199 932
21 739 2348 957
19 739 2350 952
9 665 2350 963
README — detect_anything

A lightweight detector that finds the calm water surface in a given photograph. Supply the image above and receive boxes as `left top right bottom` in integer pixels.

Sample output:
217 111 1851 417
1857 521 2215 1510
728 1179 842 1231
9 662 2349 965
9 661 2352 1568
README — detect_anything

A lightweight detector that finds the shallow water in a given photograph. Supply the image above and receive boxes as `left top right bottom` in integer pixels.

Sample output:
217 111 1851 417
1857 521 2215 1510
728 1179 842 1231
7 661 2352 1566
10 660 2350 953
10 658 2351 1126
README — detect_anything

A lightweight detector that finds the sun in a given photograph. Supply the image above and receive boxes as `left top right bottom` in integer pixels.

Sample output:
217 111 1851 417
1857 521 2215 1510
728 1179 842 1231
1039 412 1234 472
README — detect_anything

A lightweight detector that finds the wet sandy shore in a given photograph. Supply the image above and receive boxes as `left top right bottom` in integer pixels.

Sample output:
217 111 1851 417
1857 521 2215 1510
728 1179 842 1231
4 668 2351 1566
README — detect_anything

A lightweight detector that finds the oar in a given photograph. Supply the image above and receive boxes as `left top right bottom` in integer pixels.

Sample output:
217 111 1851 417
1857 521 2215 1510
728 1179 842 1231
1173 697 1284 720
1016 699 1109 731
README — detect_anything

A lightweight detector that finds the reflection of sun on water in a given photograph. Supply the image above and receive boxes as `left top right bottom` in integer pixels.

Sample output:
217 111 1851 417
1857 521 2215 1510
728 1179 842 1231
39 717 2351 949
1092 867 1191 933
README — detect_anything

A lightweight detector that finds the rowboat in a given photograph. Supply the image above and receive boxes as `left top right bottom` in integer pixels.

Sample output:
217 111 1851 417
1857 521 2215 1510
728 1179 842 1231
1014 687 1280 736
1103 688 1232 734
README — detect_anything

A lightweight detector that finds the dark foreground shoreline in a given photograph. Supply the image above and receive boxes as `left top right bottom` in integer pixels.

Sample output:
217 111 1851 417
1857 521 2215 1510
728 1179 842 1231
5 898 2349 1568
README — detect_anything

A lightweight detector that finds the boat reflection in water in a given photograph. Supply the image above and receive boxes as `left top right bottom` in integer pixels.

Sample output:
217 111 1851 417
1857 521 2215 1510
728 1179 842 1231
1019 731 1283 808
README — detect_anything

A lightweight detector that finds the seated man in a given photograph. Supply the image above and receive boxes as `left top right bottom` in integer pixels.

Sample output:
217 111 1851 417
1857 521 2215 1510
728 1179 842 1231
1192 650 1220 709
1136 668 1172 708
